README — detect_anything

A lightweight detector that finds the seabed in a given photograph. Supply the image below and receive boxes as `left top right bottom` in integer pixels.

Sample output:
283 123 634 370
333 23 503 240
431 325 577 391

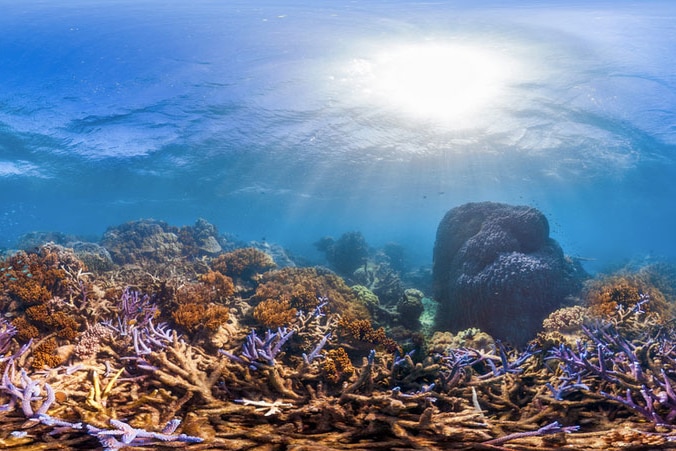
1 219 676 450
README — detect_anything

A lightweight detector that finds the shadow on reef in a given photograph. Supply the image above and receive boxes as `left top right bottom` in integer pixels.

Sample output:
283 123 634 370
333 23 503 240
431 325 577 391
2 215 676 450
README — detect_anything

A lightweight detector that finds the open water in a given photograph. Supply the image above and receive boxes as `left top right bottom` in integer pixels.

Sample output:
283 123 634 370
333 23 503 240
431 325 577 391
1 0 675 272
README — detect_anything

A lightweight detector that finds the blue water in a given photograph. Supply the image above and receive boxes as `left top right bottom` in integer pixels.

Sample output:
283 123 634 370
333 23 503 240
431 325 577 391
1 0 675 272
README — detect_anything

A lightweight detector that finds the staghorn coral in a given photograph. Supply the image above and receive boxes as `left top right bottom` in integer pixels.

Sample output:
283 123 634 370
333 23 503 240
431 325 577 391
7 223 676 451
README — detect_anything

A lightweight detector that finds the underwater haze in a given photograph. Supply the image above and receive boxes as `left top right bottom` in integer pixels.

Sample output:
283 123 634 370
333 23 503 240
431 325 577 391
1 0 675 272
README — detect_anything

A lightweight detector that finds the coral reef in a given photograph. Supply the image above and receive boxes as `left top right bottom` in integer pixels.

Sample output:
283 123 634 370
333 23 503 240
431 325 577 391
314 231 369 277
397 288 425 329
583 271 670 320
252 267 371 326
101 218 227 268
210 247 276 282
432 201 588 346
3 224 676 451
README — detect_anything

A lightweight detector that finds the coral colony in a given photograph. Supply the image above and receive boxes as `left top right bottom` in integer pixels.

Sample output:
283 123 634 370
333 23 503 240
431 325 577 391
1 209 676 450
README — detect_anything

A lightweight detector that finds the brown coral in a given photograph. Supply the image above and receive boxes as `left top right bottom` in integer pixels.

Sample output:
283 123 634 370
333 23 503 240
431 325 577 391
32 338 62 369
172 302 230 334
25 303 80 340
584 272 669 320
337 317 400 353
1 246 87 344
252 267 370 328
0 247 72 307
198 270 235 301
211 247 276 280
321 347 355 384
252 298 297 328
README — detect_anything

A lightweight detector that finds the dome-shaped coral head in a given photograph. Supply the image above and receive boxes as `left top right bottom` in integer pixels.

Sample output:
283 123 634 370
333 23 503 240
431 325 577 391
583 272 670 322
432 202 587 347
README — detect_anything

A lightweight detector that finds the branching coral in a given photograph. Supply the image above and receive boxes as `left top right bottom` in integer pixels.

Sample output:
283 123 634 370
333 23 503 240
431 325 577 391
6 223 676 451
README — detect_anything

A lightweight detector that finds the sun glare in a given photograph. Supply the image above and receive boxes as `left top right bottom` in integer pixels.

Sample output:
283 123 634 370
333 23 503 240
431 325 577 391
346 42 521 126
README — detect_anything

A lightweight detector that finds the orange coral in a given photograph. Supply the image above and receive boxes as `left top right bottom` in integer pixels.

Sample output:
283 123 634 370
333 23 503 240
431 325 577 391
211 248 276 280
253 298 297 328
337 317 400 353
199 270 235 300
32 338 62 369
321 347 355 384
172 303 206 333
25 304 80 340
1 246 87 344
253 267 370 325
174 271 234 308
1 248 69 306
584 273 669 319
172 302 230 333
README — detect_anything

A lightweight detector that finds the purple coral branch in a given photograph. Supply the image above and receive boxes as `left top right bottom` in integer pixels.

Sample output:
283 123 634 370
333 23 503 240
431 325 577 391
222 327 294 370
303 333 331 364
0 364 55 418
483 421 580 446
0 318 17 356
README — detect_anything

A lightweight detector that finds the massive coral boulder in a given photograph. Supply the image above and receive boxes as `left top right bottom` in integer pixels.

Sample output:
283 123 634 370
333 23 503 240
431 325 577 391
432 202 586 346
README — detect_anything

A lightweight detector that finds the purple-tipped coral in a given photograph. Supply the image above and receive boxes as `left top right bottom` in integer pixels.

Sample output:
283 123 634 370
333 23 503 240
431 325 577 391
546 316 676 426
222 327 294 370
0 318 17 356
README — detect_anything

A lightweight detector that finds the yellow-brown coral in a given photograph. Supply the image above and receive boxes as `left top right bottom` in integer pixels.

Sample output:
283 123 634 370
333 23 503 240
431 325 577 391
253 298 297 328
32 338 62 369
172 302 230 333
253 267 370 327
25 303 80 340
321 347 355 384
337 317 400 353
584 272 669 320
211 247 276 280
198 270 235 301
